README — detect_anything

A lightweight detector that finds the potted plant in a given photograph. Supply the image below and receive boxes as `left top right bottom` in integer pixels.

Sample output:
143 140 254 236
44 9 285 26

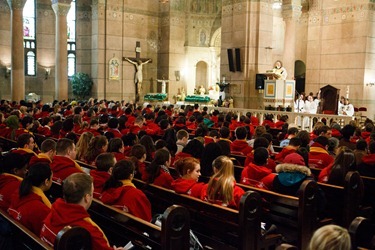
70 72 93 100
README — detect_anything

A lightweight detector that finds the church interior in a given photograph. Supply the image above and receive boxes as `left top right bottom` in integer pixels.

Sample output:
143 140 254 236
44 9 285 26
0 0 374 117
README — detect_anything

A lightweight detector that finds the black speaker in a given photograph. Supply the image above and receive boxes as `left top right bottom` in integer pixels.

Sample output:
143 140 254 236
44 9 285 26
255 74 266 90
235 48 241 72
227 49 235 72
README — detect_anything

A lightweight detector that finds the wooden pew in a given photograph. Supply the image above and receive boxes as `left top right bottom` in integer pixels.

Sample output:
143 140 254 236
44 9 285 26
133 178 282 250
54 226 91 250
318 171 363 228
349 217 375 249
237 180 318 250
0 208 52 250
0 136 17 152
47 182 190 250
361 175 375 210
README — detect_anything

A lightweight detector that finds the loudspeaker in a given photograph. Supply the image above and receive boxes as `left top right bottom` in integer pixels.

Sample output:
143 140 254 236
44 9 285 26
227 49 235 72
255 74 266 90
235 48 241 72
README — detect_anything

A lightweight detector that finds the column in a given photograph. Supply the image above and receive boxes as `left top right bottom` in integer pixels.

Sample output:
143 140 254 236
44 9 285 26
7 0 27 102
52 0 72 101
282 0 302 79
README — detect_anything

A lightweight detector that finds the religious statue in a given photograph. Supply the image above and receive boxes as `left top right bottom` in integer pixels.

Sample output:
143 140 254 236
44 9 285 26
156 76 169 94
124 57 152 92
199 85 206 96
217 76 230 101
180 87 186 101
273 60 287 80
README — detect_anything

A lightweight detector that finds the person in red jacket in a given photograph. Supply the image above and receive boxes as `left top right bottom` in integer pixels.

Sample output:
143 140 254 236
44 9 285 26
128 144 147 179
101 160 152 221
50 138 83 183
145 148 174 189
201 156 244 209
40 173 124 250
241 147 275 190
11 133 38 158
29 139 56 166
0 153 29 211
358 141 375 177
231 126 253 155
275 137 301 163
90 153 116 198
108 138 125 162
309 136 334 169
8 163 53 235
106 117 123 138
171 157 205 198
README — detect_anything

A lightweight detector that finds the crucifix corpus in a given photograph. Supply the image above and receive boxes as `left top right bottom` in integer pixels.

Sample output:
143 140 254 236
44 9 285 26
123 41 152 103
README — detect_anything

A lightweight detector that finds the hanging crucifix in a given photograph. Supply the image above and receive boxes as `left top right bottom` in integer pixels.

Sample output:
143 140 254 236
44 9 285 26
123 41 152 103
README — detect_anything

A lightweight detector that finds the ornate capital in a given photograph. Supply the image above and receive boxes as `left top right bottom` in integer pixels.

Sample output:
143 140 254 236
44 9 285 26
6 0 27 10
282 0 302 21
51 0 72 5
52 2 71 16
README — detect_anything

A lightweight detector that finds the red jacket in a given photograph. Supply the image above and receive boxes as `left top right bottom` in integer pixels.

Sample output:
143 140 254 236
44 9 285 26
100 183 152 221
112 152 126 162
275 146 297 162
244 152 276 172
153 171 174 189
308 143 334 169
90 170 111 199
0 174 22 211
231 140 253 155
200 180 245 209
29 153 52 166
171 178 205 198
40 198 112 250
106 128 122 138
8 188 51 235
318 162 334 183
240 163 275 190
50 156 83 183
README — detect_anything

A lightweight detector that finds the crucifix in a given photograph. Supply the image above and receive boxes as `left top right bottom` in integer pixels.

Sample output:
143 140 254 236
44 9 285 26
123 41 152 103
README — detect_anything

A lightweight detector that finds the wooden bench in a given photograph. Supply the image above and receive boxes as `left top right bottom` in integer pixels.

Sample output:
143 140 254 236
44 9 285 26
133 178 281 250
318 171 363 227
237 180 318 250
47 182 190 250
0 209 92 250
349 217 375 249
0 136 17 152
361 175 375 210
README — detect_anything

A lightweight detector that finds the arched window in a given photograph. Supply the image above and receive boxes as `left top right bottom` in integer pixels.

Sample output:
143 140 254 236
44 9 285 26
67 0 76 77
23 0 36 76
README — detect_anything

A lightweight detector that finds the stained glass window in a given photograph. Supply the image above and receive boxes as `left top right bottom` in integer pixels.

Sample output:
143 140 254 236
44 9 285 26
23 0 36 76
67 0 76 77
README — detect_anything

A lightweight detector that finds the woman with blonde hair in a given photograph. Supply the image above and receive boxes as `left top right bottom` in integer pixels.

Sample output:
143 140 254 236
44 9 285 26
201 156 244 209
75 132 94 161
309 224 351 250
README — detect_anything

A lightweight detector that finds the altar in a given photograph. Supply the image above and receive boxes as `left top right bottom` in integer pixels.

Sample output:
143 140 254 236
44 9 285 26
144 93 167 102
184 95 211 103
263 80 295 109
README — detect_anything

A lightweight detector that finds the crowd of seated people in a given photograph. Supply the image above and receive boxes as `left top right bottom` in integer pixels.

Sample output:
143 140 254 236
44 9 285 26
1 98 375 248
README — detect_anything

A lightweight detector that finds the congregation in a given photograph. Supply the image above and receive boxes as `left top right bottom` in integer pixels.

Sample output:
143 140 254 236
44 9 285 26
0 98 374 249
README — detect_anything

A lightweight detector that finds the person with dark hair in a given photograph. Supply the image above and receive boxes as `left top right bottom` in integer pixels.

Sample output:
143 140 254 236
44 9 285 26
40 173 123 250
338 124 356 150
318 147 356 185
81 119 101 136
50 120 63 139
121 133 138 156
241 147 275 189
8 163 52 235
107 138 125 161
101 160 151 221
106 117 122 138
145 149 173 188
12 133 37 157
204 129 219 145
354 139 368 165
218 126 232 143
176 129 188 154
50 138 83 183
139 135 156 162
201 156 245 209
129 144 147 178
308 136 334 169
129 116 145 135
279 127 299 147
296 130 311 149
174 139 204 162
200 142 223 177
358 141 375 177
172 157 205 198
231 126 253 155
162 127 178 156
84 135 108 165
90 153 116 198
0 153 30 210
60 118 74 138
327 137 340 156
244 137 276 172
275 137 301 162
29 139 56 166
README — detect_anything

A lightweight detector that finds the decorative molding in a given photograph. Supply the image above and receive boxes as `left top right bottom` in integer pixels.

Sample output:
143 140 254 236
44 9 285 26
6 0 27 10
51 2 71 16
